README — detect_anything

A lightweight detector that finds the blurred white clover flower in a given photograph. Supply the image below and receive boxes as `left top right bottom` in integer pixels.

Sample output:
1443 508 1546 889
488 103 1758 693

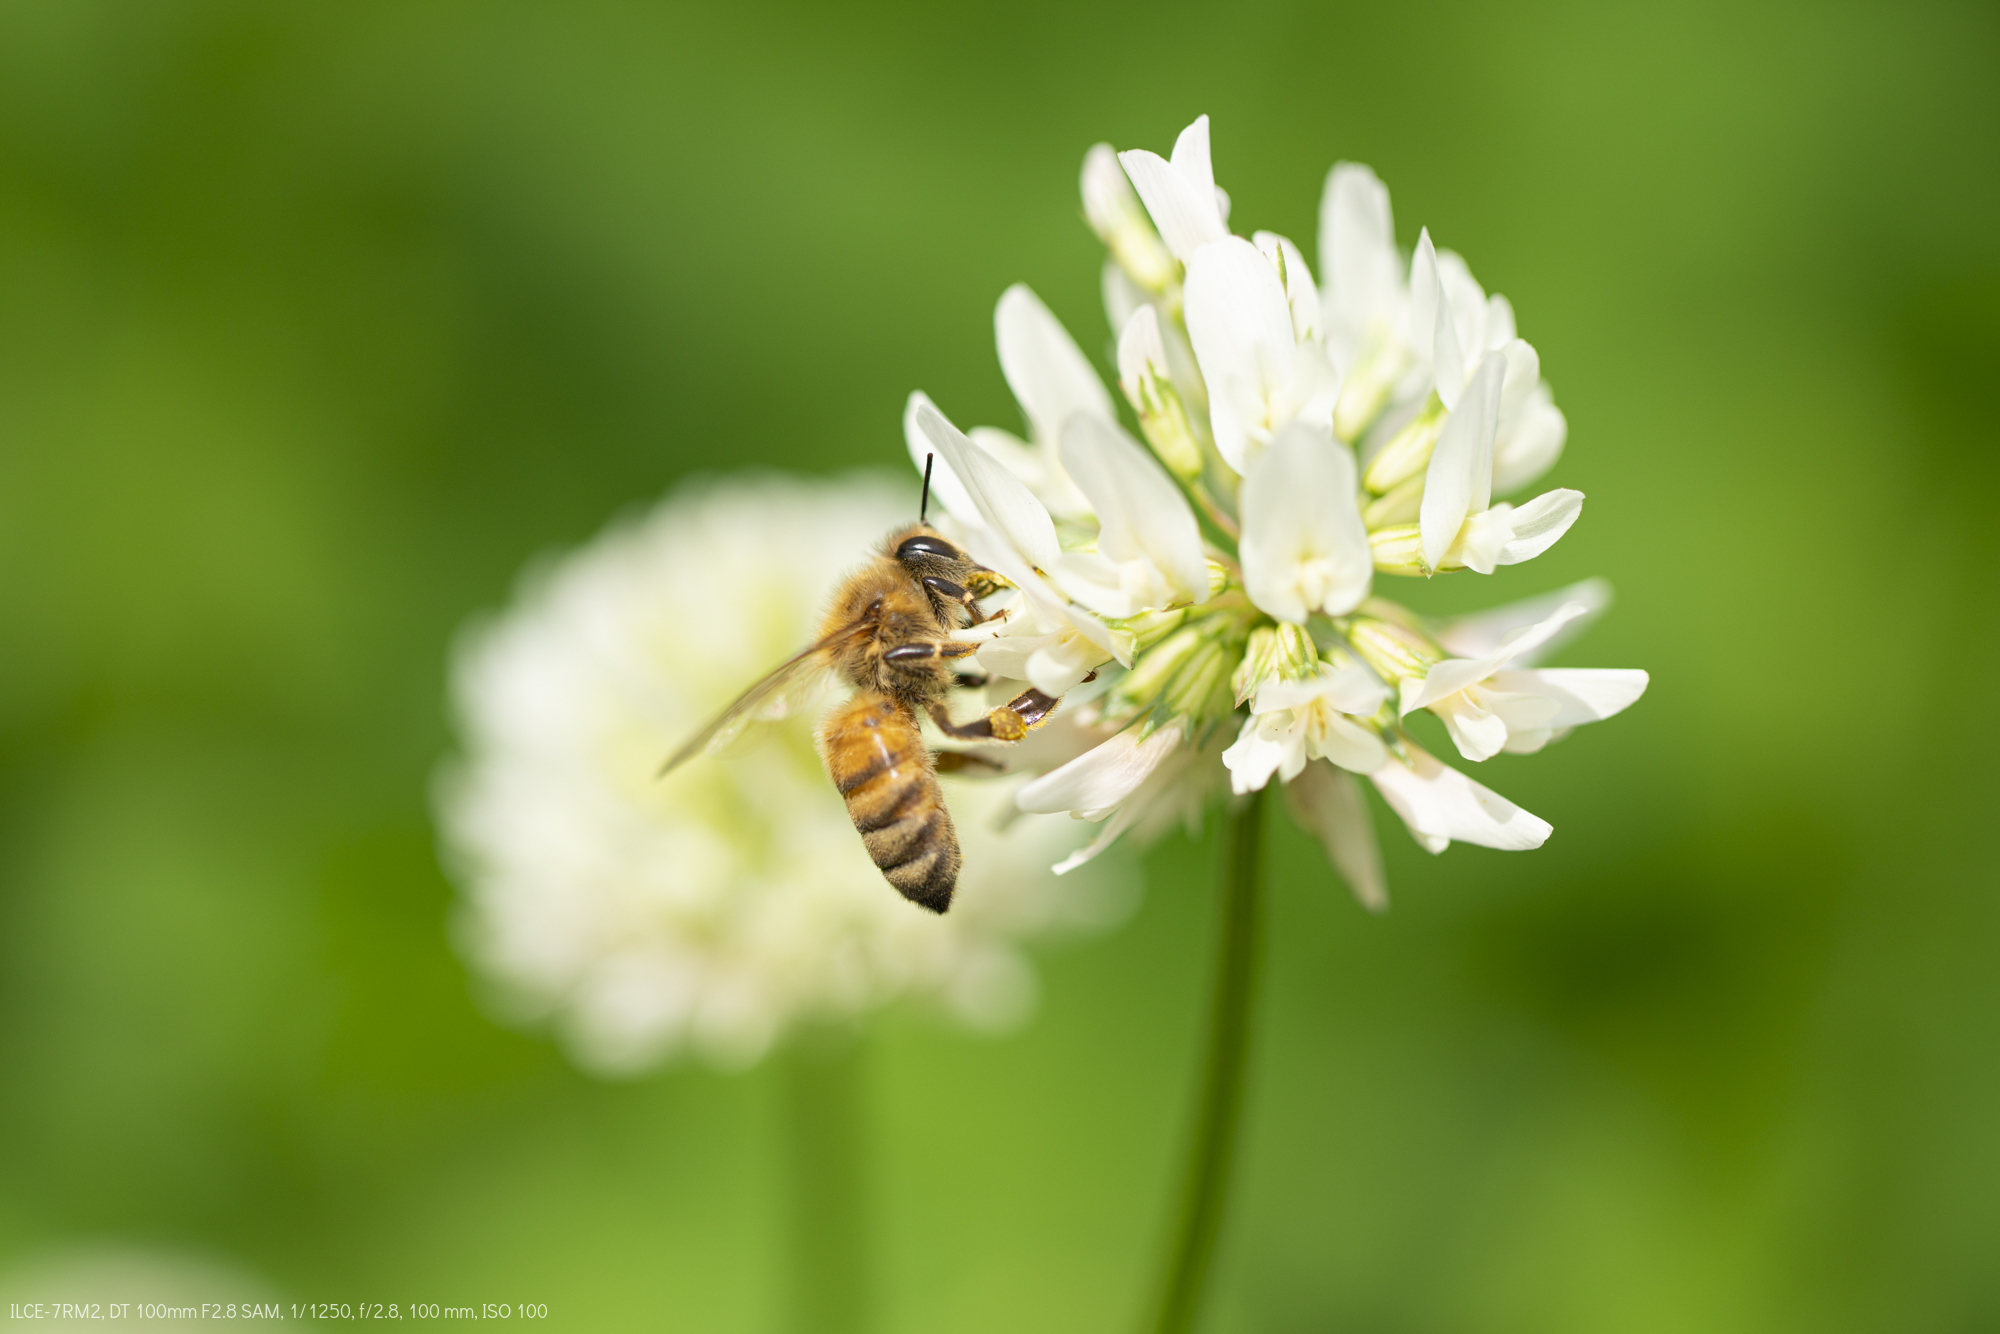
895 114 1648 908
436 474 1129 1076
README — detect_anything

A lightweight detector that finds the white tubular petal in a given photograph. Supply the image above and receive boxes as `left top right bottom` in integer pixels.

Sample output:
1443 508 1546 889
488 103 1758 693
1432 281 1467 412
1489 669 1650 727
1407 230 1440 361
1058 413 1210 605
1432 577 1612 661
1239 419 1372 623
1286 760 1387 912
1221 715 1289 794
912 399 1061 571
1498 338 1540 413
1171 116 1214 186
1435 251 1489 361
1080 143 1126 232
1117 304 1167 397
1024 633 1111 696
1418 351 1505 571
1317 162 1398 356
1050 797 1145 875
1102 258 1146 334
904 392 980 526
1493 384 1567 495
1399 657 1493 714
1314 714 1388 774
1184 236 1305 472
1405 600 1597 715
1257 662 1387 716
1016 721 1183 816
1369 744 1552 853
995 285 1115 446
1253 230 1321 343
1495 488 1585 565
1436 694 1509 763
1119 117 1228 264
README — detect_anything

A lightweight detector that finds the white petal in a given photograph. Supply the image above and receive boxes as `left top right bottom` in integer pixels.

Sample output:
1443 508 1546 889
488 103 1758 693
1102 258 1147 335
1117 304 1168 397
1488 668 1650 727
1485 294 1518 348
1435 250 1490 369
1406 230 1440 362
1058 413 1210 605
1312 713 1388 774
1256 662 1387 716
1369 744 1551 852
1016 721 1184 816
904 392 979 526
995 284 1115 447
1418 351 1505 570
911 399 1061 571
1432 278 1467 412
1495 488 1584 565
1493 384 1567 495
1024 633 1111 696
1404 600 1597 714
1221 715 1290 794
1253 230 1321 343
1239 419 1372 622
1285 760 1387 912
1433 692 1509 762
1170 114 1217 200
1118 117 1228 264
1050 797 1145 875
1183 236 1301 472
966 426 1045 490
1498 338 1539 414
1316 163 1399 358
1432 577 1613 662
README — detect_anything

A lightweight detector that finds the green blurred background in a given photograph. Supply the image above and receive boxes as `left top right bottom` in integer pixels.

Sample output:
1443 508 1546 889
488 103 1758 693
1 0 1995 1328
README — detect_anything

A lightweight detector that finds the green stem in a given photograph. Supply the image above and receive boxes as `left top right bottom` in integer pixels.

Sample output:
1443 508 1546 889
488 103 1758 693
1143 786 1268 1334
783 1033 869 1334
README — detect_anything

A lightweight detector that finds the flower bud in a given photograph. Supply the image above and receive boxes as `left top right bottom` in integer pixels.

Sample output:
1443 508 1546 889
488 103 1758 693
1361 474 1424 530
1333 337 1412 444
1232 622 1320 704
1108 625 1205 718
1361 397 1445 495
1082 144 1178 294
1118 307 1205 481
1105 605 1188 661
1344 615 1440 687
1162 639 1233 723
1368 525 1429 576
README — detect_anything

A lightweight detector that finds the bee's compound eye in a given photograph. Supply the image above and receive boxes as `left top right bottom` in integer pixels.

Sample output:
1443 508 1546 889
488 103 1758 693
896 535 960 563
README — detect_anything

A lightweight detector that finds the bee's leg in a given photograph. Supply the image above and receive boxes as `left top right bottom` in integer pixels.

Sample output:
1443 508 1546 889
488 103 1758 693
933 750 1007 775
922 687 1060 743
884 639 980 666
923 575 995 626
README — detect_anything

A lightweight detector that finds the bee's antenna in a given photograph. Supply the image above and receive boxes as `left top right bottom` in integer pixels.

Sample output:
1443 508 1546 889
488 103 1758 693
919 452 936 526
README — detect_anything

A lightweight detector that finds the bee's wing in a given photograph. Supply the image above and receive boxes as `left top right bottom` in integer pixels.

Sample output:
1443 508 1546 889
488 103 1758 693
655 617 873 777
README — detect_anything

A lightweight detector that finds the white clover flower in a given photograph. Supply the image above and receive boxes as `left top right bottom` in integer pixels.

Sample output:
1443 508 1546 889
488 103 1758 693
436 474 1130 1076
872 114 1650 909
1396 602 1650 762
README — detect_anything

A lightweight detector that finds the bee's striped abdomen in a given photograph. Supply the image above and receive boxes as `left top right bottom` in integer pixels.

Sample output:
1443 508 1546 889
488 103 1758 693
821 691 959 913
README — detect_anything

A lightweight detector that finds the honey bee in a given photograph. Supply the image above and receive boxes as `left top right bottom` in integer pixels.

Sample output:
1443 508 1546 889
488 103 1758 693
658 459 1063 914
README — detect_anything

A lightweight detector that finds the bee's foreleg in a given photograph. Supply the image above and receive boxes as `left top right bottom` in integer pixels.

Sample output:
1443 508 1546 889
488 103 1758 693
923 574 995 626
922 687 1059 743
